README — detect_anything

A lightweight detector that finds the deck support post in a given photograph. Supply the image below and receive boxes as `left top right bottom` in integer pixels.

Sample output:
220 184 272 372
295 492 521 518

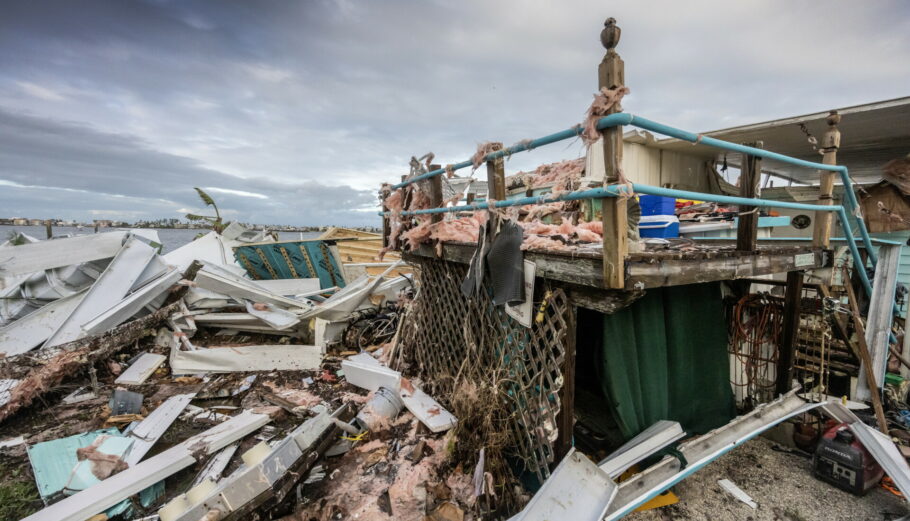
736 142 763 252
813 111 841 248
555 305 577 462
776 270 804 396
599 18 627 289
428 163 444 224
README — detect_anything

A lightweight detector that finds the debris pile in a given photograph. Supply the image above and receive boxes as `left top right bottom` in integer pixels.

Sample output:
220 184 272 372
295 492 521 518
0 224 478 521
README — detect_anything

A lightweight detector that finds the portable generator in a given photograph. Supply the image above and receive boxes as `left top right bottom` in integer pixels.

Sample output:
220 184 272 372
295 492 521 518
813 423 883 495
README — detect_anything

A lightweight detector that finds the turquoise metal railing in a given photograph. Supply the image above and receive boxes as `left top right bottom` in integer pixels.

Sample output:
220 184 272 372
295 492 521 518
390 113 876 264
384 112 886 297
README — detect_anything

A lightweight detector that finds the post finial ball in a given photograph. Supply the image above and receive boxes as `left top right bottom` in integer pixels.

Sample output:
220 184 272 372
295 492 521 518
601 18 621 51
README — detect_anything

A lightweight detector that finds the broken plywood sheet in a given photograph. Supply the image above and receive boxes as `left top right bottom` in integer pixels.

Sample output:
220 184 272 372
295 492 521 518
22 410 271 521
0 289 87 357
115 353 167 385
43 236 157 348
0 231 128 278
517 449 617 521
170 344 322 375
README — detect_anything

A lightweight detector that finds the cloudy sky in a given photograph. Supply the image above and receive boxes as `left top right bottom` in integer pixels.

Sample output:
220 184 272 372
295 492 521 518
1 1 908 226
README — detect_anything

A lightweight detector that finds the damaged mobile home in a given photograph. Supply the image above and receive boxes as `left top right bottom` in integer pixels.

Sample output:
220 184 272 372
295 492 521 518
2 16 910 521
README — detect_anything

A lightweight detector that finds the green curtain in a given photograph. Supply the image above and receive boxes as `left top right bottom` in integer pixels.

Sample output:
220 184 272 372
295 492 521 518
595 282 735 442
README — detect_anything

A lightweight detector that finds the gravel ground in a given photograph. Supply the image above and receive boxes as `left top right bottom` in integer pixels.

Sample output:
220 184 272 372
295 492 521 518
628 437 908 521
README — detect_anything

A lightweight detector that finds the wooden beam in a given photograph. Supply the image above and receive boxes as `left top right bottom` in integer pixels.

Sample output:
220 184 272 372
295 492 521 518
598 18 627 289
485 143 505 201
843 276 890 434
555 305 577 461
428 163 444 224
736 142 762 252
776 271 804 396
813 111 841 248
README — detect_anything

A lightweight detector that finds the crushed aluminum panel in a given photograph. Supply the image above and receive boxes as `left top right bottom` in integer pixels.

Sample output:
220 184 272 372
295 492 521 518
192 443 239 486
184 286 235 309
598 420 685 479
170 344 322 375
848 420 910 499
251 278 321 296
0 289 87 357
517 449 617 521
308 274 383 321
0 231 128 278
123 393 196 467
81 269 182 335
244 300 300 330
857 243 902 401
21 410 271 521
292 409 334 450
162 231 246 272
340 359 401 392
174 410 336 521
370 274 412 303
194 264 314 311
605 391 826 520
130 254 169 292
115 353 168 385
399 383 457 433
194 312 265 326
43 236 157 348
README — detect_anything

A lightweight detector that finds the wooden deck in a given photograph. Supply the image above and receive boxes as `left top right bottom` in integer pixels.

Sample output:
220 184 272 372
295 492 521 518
405 240 831 292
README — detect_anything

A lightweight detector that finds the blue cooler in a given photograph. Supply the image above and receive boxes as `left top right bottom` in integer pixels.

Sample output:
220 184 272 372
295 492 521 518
639 195 676 216
639 215 679 238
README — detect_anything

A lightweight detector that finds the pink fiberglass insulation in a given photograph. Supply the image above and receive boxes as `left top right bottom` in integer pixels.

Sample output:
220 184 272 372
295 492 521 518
581 86 630 145
285 415 471 521
526 158 585 190
578 220 603 234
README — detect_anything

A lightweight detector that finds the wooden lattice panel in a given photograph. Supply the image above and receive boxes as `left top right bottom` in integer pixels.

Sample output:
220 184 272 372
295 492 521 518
397 255 568 481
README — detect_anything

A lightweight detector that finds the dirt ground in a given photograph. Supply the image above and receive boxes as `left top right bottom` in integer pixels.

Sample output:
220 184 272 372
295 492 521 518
629 436 908 521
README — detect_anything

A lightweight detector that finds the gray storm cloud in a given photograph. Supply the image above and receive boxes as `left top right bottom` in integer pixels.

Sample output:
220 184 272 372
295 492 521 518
0 0 908 224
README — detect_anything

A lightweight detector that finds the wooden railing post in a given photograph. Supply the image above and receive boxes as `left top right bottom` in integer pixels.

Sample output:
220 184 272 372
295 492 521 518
813 111 841 247
599 18 627 289
485 143 506 202
428 163 444 224
736 142 763 252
